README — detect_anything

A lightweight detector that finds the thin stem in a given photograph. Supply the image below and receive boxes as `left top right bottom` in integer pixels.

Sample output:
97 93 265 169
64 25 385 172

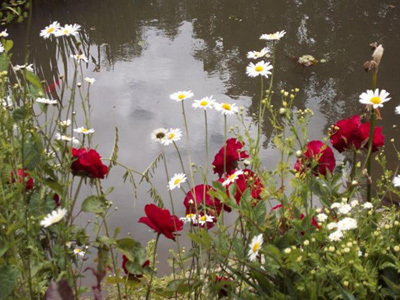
204 110 209 177
366 108 376 202
223 115 227 175
145 234 160 300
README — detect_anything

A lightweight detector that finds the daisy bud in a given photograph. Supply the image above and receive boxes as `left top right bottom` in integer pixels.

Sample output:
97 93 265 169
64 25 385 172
282 101 287 107
394 246 400 252
295 88 300 92
351 180 358 186
296 150 302 158
372 44 384 66
284 91 289 97
343 281 349 287
77 82 82 87
279 108 286 115
280 89 285 94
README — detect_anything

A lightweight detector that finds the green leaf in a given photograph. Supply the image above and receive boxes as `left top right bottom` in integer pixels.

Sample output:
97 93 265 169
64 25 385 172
25 71 44 93
23 134 43 170
0 265 19 299
0 52 8 72
3 39 12 53
116 238 147 274
81 195 107 214
12 106 28 122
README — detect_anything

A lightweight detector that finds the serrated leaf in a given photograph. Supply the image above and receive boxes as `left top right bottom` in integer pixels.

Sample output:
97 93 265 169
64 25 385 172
81 195 107 214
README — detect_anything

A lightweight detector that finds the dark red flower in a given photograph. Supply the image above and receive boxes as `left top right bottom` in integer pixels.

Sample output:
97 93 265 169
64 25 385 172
71 148 109 179
360 123 385 152
122 255 150 278
219 169 263 205
294 141 336 176
184 184 229 215
329 115 365 152
11 169 34 190
212 138 249 178
53 194 60 206
138 204 183 240
215 276 231 298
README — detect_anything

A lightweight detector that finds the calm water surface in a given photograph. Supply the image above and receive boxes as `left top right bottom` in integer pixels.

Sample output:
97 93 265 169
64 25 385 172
10 0 400 279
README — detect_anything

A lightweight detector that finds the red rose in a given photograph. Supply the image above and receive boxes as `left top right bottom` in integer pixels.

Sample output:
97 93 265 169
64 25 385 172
184 184 229 215
11 169 34 190
138 204 183 240
122 255 150 278
71 148 109 179
219 169 263 205
329 115 365 152
212 138 249 178
359 123 385 152
294 141 336 176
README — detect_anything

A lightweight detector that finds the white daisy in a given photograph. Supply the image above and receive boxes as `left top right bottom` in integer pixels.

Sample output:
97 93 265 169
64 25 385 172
84 77 95 84
248 234 263 261
0 29 9 38
55 24 81 37
73 248 85 257
59 119 71 127
0 44 4 53
40 21 60 39
180 213 198 224
395 105 400 115
350 200 359 207
330 203 341 209
362 202 373 209
74 127 95 135
337 204 352 215
359 89 391 109
13 63 34 72
55 133 80 145
36 98 58 105
214 102 239 115
337 217 357 231
162 128 182 145
246 61 273 78
393 175 400 187
151 128 168 143
222 169 244 186
328 230 343 242
260 30 286 41
40 207 67 228
327 222 337 230
192 96 216 110
71 54 88 63
247 47 270 59
168 173 187 190
198 214 215 226
170 91 194 102
316 213 328 222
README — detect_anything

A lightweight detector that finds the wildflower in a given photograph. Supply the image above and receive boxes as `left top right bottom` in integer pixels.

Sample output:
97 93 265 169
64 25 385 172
214 102 239 115
55 24 81 37
138 204 183 240
316 213 328 222
0 29 8 37
395 105 400 115
151 128 168 143
13 63 34 72
298 55 318 66
74 127 95 135
337 217 357 231
71 54 88 63
212 138 249 177
168 173 187 190
192 96 215 110
11 169 34 190
330 203 340 209
36 98 58 105
180 213 198 224
328 230 343 242
247 47 270 59
350 200 359 207
55 133 80 145
338 204 352 215
359 89 391 109
248 234 263 261
294 141 336 176
40 21 60 39
246 61 273 78
59 119 71 127
40 208 67 228
84 77 95 84
71 148 109 179
222 169 244 186
260 30 286 41
169 91 194 102
393 175 400 187
198 214 215 226
162 128 182 145
327 222 337 230
73 248 85 257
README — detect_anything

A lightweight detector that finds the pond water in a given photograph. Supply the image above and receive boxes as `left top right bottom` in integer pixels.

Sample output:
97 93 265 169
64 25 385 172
9 0 400 279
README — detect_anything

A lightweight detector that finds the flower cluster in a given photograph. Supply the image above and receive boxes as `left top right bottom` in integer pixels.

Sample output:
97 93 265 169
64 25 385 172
40 22 81 39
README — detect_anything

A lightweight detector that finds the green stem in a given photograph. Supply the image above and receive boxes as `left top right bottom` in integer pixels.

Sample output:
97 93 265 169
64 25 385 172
223 115 227 175
366 108 376 202
146 234 160 300
204 110 209 177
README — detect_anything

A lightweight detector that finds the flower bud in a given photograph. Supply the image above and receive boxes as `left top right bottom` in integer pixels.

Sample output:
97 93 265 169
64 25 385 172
296 150 302 158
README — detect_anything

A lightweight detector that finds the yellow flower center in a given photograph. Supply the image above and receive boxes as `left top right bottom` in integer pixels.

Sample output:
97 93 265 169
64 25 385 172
47 27 55 33
255 66 264 72
82 128 88 133
74 249 82 253
200 100 208 106
228 173 237 181
169 133 175 139
252 242 260 253
222 103 231 110
186 213 195 219
174 178 181 185
178 94 185 100
200 216 207 221
370 96 381 104
63 29 69 34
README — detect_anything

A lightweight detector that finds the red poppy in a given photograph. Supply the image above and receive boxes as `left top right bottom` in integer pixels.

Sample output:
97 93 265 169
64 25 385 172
294 141 336 176
219 169 263 205
212 138 249 178
184 184 229 215
11 169 34 190
138 204 183 240
359 123 385 152
122 255 150 278
71 148 109 179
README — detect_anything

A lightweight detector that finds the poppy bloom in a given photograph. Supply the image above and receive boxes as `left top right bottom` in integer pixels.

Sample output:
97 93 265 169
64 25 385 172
212 138 249 178
183 184 228 215
138 204 183 240
11 169 34 190
294 141 336 176
359 123 385 152
122 255 150 278
71 148 109 179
